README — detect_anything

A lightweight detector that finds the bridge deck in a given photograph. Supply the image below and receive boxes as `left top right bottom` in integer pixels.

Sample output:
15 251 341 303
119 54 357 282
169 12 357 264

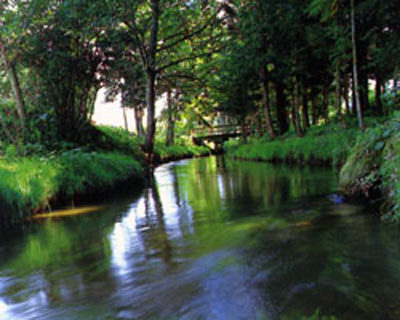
192 124 257 145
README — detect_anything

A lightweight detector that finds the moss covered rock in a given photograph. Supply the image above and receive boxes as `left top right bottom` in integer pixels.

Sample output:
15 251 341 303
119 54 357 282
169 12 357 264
339 114 400 221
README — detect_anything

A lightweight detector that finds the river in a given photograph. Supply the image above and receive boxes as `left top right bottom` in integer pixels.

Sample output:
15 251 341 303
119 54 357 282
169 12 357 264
1 157 400 319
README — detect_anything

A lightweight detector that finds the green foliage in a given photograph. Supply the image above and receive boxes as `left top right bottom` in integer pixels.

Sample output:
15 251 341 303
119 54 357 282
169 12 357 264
96 125 210 162
339 113 400 221
57 150 142 198
383 91 400 113
0 157 59 219
225 123 358 166
0 151 143 221
154 142 210 162
95 126 145 160
379 116 400 221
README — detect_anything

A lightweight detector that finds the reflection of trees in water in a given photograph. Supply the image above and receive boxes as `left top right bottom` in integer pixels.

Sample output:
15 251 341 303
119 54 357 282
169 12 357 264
136 175 173 266
171 166 195 237
0 210 120 307
216 155 226 170
172 166 181 206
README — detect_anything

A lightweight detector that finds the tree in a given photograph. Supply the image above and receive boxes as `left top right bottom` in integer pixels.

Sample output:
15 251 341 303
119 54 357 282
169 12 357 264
21 0 114 142
0 1 27 149
350 0 365 130
114 0 224 166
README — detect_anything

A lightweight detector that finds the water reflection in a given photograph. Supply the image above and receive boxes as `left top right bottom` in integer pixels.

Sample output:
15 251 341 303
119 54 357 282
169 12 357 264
1 157 400 319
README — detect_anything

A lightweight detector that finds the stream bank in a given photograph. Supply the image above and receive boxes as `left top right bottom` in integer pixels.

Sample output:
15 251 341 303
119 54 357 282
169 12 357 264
225 115 400 222
0 126 210 225
2 157 400 319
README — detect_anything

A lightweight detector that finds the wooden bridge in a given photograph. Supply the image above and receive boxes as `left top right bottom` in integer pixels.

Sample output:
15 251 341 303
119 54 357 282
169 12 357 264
192 124 257 150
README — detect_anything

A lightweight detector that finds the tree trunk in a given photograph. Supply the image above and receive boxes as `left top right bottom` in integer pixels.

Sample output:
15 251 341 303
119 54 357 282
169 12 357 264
302 90 310 129
351 74 356 117
357 35 370 114
293 77 303 136
134 106 145 138
350 0 365 130
260 68 276 140
8 64 26 135
240 116 247 142
375 75 383 116
335 65 346 127
343 73 350 116
166 88 175 146
335 65 342 117
359 63 369 112
122 105 129 132
0 46 26 142
321 87 329 123
144 0 160 168
275 81 289 135
311 90 318 125
145 70 157 155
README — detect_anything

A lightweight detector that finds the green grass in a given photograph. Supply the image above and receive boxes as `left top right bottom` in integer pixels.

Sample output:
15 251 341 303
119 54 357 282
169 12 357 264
225 123 359 166
154 142 210 162
95 126 145 160
96 125 210 162
225 116 400 221
0 126 209 222
339 113 400 222
0 151 143 221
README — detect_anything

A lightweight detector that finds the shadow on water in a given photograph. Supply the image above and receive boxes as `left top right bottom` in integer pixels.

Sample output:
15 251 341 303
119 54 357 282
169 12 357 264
0 156 400 319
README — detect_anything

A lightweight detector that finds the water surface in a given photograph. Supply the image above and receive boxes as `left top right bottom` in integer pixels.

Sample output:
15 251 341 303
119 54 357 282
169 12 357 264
0 157 399 319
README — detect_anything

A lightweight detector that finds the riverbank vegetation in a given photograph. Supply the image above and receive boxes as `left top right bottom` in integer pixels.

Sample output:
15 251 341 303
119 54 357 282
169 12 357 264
339 113 400 221
225 113 400 221
0 126 208 221
225 122 360 166
0 151 142 222
0 0 399 221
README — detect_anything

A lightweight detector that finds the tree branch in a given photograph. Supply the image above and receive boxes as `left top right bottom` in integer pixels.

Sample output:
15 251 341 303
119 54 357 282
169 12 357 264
158 19 215 52
157 49 220 72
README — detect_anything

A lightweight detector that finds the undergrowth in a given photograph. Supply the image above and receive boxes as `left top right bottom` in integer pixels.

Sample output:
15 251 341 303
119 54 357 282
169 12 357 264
339 113 400 222
225 123 359 166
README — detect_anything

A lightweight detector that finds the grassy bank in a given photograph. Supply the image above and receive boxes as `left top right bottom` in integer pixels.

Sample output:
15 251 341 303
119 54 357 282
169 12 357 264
339 114 400 222
225 123 360 166
154 142 210 162
0 151 143 222
0 126 210 222
224 116 400 222
98 126 211 163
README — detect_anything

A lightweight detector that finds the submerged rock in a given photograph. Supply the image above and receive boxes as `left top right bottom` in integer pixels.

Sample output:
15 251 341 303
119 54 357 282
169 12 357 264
327 193 346 204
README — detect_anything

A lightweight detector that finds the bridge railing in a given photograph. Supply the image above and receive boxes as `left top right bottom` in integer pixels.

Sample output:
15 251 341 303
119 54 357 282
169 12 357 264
192 124 243 138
